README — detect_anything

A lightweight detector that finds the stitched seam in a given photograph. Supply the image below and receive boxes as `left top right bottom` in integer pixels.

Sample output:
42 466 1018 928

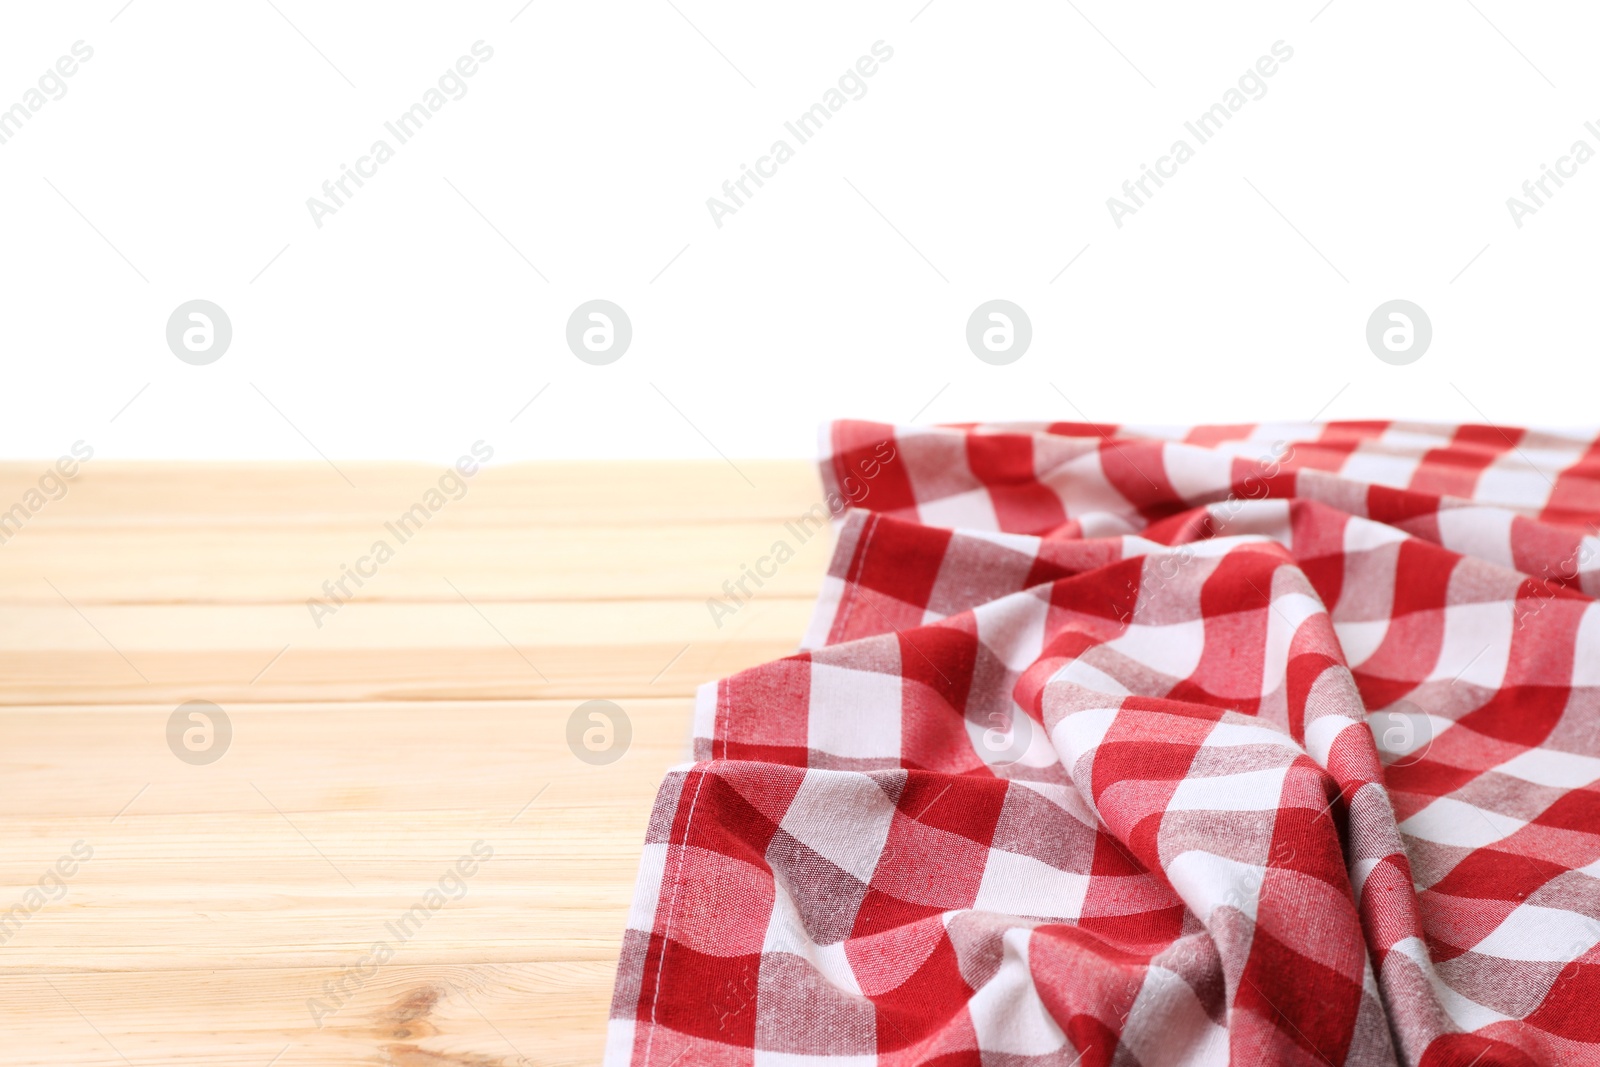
642 766 710 1065
833 512 880 644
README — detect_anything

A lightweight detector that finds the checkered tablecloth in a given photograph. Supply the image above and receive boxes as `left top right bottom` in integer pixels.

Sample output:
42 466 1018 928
607 419 1600 1066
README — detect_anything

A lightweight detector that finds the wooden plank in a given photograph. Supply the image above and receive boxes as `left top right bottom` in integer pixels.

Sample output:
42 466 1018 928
0 460 824 1065
0 460 826 526
0 521 832 602
0 596 811 704
0 963 610 1066
0 695 682 1066
0 700 687 967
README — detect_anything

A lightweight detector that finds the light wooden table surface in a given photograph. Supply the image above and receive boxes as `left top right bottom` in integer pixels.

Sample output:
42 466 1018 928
0 459 824 1066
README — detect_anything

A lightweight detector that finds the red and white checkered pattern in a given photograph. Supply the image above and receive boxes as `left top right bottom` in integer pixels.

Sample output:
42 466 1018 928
608 420 1600 1066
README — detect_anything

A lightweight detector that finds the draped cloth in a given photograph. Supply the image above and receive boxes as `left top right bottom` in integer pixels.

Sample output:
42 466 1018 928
606 420 1600 1066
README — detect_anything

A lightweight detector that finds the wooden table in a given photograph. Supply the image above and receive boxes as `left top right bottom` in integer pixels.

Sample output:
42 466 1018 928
0 459 824 1066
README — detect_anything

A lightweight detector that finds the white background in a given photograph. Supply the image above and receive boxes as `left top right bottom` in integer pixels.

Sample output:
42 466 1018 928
0 1 1593 462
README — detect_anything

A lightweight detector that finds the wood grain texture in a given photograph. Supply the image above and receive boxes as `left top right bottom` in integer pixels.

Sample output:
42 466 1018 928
0 459 823 1065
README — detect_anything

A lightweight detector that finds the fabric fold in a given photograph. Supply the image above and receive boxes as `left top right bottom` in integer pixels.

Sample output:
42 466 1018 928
608 420 1600 1066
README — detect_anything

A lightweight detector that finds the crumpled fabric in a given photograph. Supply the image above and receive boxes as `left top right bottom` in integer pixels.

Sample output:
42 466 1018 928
607 419 1600 1066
